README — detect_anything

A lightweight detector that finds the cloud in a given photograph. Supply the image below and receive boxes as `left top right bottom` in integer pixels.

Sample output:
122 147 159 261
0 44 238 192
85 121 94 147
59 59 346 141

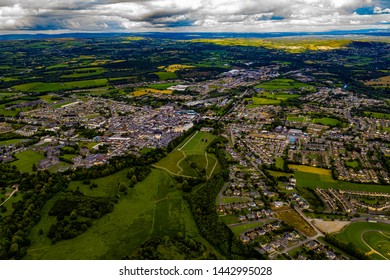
374 6 390 13
0 0 388 32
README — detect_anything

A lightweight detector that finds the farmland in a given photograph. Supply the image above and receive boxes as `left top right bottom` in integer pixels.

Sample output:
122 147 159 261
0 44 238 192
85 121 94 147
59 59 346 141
335 222 390 260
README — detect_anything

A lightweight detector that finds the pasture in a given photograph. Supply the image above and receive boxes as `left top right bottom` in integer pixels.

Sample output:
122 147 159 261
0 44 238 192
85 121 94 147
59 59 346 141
153 71 178 80
247 97 281 107
335 222 390 260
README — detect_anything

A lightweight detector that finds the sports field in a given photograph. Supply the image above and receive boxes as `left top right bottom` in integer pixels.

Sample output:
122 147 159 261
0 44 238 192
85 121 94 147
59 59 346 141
154 131 218 179
335 222 390 260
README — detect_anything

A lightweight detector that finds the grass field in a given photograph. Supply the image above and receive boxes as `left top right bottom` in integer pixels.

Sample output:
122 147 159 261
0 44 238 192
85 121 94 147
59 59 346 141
229 221 265 236
255 79 313 90
275 209 317 237
153 71 177 80
0 139 26 146
0 192 23 217
154 131 218 179
219 215 238 225
346 160 359 169
364 111 390 120
289 165 390 193
12 79 108 93
11 150 45 173
313 117 340 127
221 197 251 204
267 170 294 178
132 87 172 97
162 64 195 72
287 116 306 122
335 222 390 260
26 169 214 259
247 97 281 107
148 83 178 90
275 157 285 169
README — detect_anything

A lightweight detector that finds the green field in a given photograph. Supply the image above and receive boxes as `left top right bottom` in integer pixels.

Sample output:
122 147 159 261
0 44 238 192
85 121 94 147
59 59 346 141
153 72 177 80
364 111 390 120
313 117 340 127
155 131 218 179
275 157 285 169
346 160 359 169
254 79 313 90
26 169 213 259
148 83 178 90
247 97 281 107
229 221 265 236
257 92 301 101
12 79 108 93
0 139 26 146
221 197 251 204
219 215 238 225
11 150 45 173
0 192 23 217
268 170 294 178
287 116 306 122
293 168 390 193
335 222 390 260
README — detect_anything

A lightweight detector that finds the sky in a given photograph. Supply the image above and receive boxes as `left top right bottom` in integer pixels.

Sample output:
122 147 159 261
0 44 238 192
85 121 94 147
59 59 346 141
0 0 389 33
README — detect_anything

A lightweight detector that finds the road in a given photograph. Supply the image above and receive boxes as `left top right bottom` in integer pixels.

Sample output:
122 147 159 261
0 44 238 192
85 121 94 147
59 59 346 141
0 186 19 207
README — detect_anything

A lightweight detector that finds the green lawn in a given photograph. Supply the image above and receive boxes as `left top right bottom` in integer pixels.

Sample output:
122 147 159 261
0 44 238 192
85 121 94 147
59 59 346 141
287 116 306 122
346 160 359 169
335 222 390 260
26 168 213 259
268 170 294 178
0 193 23 217
68 168 131 197
219 215 238 225
312 117 340 127
153 72 177 80
179 131 216 155
275 157 284 169
254 79 314 90
221 197 251 204
148 83 178 90
364 111 390 120
11 150 45 173
294 170 390 193
154 131 218 179
0 139 26 146
229 221 265 236
247 97 281 107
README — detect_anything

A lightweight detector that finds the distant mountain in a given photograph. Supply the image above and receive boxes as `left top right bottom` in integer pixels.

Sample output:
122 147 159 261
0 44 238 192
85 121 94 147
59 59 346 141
0 29 388 41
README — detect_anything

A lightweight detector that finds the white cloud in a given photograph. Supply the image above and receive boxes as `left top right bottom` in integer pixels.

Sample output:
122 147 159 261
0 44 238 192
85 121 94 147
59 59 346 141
0 0 387 32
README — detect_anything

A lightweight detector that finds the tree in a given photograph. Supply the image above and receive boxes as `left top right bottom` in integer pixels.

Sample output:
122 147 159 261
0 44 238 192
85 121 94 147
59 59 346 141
129 175 137 188
32 163 37 172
